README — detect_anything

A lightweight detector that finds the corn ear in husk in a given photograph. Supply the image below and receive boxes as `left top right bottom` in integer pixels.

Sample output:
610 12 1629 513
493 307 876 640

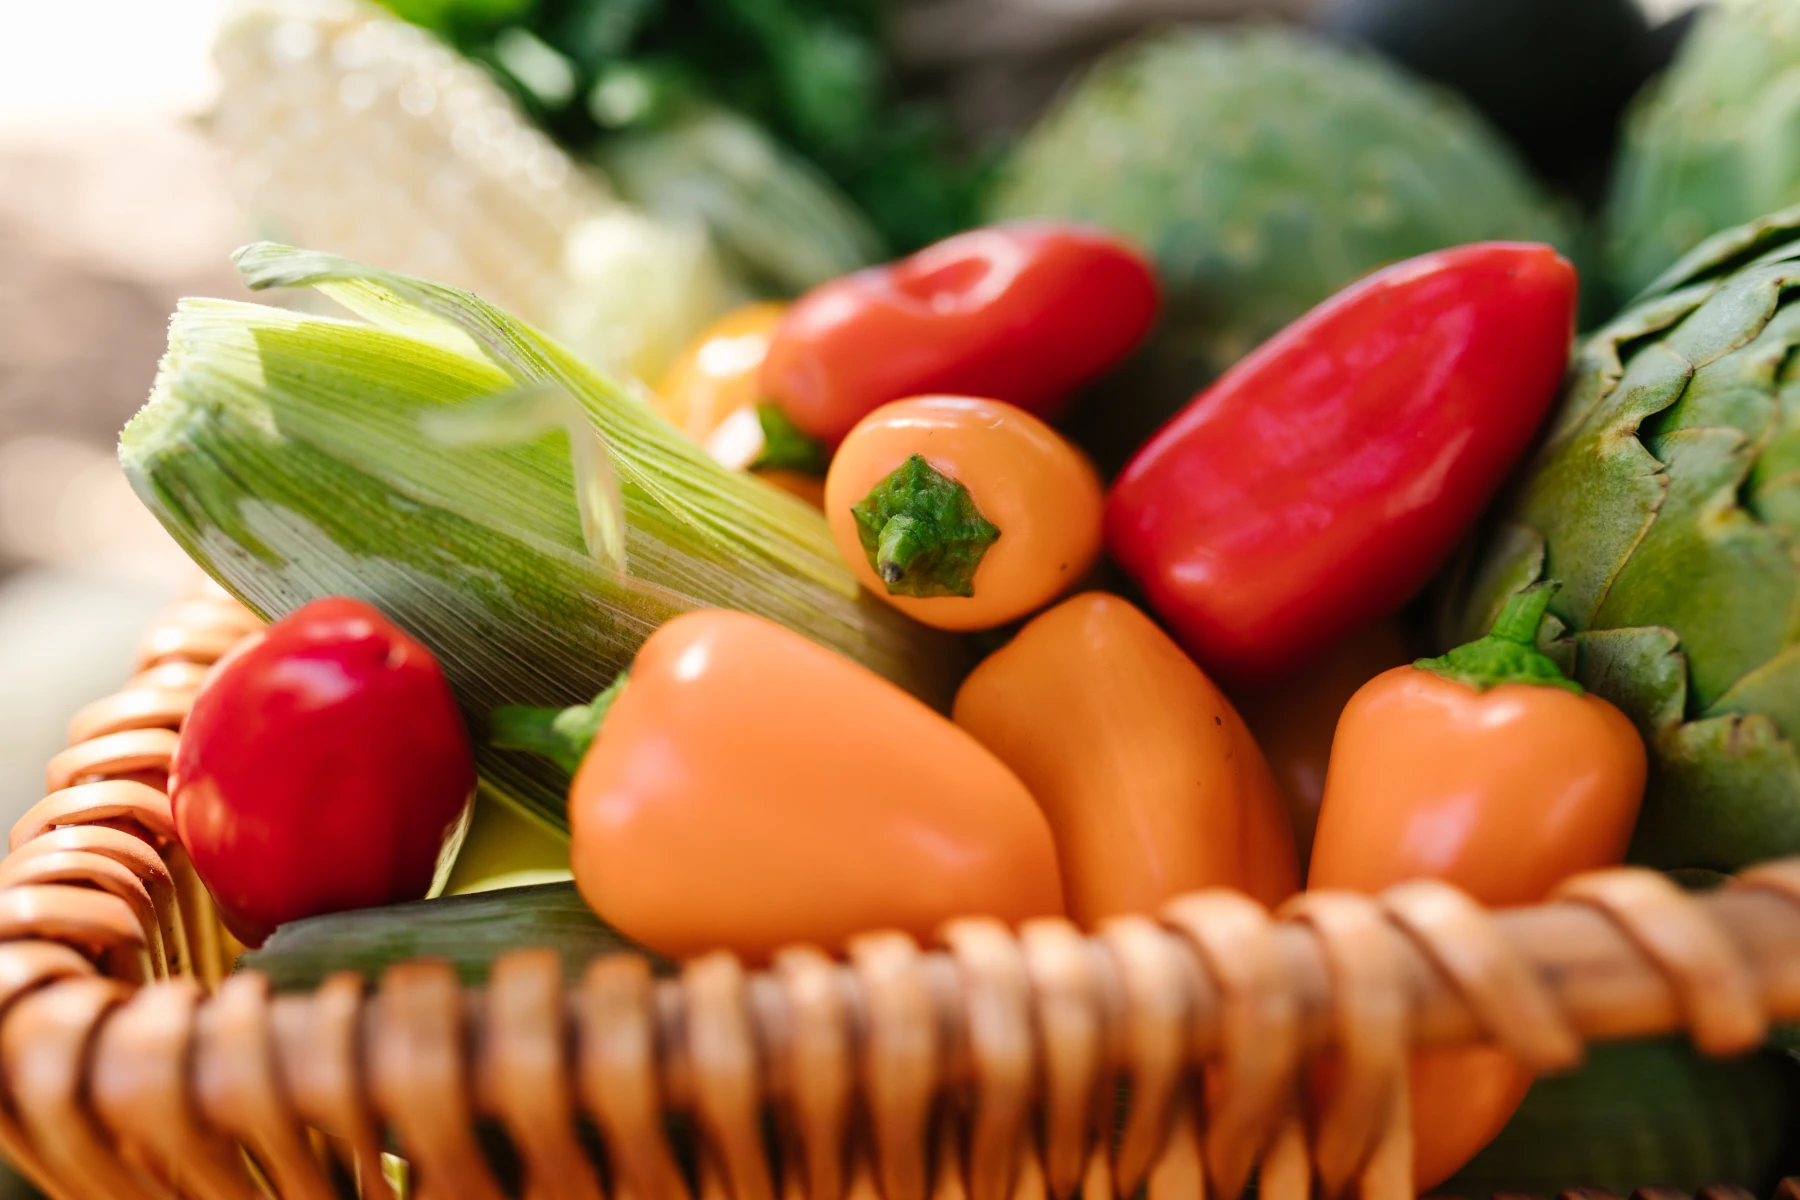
121 243 964 836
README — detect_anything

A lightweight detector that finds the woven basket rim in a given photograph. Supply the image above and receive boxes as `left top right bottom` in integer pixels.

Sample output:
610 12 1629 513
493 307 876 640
0 585 1797 1200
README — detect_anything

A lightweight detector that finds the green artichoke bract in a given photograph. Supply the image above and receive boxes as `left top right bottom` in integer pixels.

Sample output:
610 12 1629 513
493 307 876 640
1453 205 1800 873
987 27 1569 467
1605 0 1800 307
1446 1037 1800 1197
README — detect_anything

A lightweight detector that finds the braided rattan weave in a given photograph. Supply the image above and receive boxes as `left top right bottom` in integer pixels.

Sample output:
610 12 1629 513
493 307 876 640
2 586 1799 1200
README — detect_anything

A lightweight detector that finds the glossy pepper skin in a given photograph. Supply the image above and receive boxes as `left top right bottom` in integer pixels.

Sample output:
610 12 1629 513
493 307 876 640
954 592 1299 924
570 609 1064 961
654 302 825 507
826 396 1104 631
170 597 476 947
1308 588 1647 1188
1233 619 1412 867
1106 242 1577 685
761 222 1159 446
656 302 788 445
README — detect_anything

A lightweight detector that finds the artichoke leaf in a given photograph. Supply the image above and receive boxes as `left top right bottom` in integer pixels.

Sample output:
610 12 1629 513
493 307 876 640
1595 426 1795 712
1459 206 1800 874
1658 262 1798 369
1710 645 1800 742
1636 709 1800 869
1515 340 1687 630
1571 627 1800 870
1445 1037 1800 1198
1747 349 1800 532
1574 625 1689 734
1446 521 1545 649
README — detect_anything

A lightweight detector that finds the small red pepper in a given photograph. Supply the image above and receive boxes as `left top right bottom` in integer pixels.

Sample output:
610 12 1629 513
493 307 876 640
760 222 1159 445
170 597 476 946
1105 242 1577 685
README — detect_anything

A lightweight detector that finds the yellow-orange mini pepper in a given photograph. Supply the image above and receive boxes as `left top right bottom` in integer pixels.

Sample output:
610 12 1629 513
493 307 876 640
1308 586 1647 1188
954 592 1300 925
826 396 1103 631
561 610 1065 961
655 302 826 506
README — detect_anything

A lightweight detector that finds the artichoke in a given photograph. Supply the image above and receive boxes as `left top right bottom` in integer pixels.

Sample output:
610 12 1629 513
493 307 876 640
1453 205 1800 873
987 27 1570 468
1446 1037 1800 1196
1605 0 1800 306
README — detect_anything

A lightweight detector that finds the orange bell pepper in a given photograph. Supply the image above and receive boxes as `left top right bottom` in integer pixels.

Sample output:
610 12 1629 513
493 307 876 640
654 302 826 506
550 609 1064 961
1308 586 1647 1188
1233 619 1411 868
825 396 1104 631
953 592 1300 925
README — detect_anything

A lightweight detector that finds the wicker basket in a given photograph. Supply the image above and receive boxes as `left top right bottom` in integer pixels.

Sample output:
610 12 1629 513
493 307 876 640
3 585 1800 1200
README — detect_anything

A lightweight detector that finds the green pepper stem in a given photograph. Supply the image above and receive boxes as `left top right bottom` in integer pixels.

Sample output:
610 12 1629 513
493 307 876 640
850 454 1000 599
490 673 630 774
876 514 926 584
752 403 828 475
1414 584 1583 694
1488 585 1555 647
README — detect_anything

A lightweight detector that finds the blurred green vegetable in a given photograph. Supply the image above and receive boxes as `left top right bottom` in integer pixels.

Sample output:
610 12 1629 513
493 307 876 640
1605 0 1800 307
600 105 885 294
988 28 1571 471
239 882 666 989
376 0 986 260
1445 1038 1800 1197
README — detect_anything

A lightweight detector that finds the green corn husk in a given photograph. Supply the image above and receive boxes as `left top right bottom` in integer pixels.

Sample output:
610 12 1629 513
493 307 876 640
237 883 668 990
122 243 964 837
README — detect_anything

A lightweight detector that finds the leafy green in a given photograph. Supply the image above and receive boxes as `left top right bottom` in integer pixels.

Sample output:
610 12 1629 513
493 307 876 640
373 0 985 259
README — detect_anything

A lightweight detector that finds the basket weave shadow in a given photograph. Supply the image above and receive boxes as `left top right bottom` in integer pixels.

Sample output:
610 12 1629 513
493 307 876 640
1 584 1798 1200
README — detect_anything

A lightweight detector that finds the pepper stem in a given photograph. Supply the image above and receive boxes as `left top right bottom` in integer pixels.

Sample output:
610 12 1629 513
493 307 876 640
850 454 1000 599
1488 584 1555 646
876 514 929 584
490 673 630 774
752 403 828 474
1414 585 1583 694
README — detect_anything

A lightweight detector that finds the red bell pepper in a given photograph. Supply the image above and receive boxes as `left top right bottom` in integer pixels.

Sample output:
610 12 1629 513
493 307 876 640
760 222 1158 445
171 597 476 946
1105 242 1577 685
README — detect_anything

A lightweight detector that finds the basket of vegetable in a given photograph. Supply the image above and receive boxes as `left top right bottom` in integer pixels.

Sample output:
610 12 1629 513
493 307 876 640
10 0 1800 1196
